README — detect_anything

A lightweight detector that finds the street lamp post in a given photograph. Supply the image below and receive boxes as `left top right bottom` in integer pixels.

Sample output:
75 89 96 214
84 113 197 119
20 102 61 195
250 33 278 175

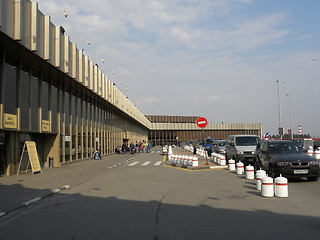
276 80 285 139
286 93 293 139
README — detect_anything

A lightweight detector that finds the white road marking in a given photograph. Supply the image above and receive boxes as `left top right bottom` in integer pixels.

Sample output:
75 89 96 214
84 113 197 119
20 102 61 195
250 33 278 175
154 161 162 166
142 161 151 166
128 161 139 166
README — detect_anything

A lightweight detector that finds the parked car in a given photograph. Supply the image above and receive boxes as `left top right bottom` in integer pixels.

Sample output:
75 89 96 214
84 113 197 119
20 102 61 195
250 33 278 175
226 135 260 167
203 138 218 153
212 140 227 155
255 140 320 181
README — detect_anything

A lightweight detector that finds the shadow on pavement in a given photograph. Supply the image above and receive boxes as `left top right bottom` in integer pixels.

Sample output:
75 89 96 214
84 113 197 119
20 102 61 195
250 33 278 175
0 183 319 240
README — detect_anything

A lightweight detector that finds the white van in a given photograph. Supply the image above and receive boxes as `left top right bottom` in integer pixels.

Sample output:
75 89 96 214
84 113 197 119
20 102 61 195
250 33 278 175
226 135 260 166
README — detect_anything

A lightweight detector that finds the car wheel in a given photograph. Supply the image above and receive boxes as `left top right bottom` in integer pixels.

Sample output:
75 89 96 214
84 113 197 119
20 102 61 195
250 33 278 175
307 176 319 181
253 159 260 171
267 166 276 178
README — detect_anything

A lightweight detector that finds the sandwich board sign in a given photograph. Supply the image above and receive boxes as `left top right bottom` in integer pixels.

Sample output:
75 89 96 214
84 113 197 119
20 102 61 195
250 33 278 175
18 141 42 175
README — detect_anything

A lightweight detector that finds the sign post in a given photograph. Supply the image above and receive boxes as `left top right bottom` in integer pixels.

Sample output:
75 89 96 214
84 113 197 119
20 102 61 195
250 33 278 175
196 117 209 165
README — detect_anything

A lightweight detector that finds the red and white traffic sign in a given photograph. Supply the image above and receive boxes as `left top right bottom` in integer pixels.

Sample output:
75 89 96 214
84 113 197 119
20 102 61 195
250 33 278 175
196 117 208 128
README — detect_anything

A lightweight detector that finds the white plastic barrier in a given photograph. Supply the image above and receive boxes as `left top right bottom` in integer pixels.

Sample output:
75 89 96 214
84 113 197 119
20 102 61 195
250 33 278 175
228 159 236 171
261 176 274 197
188 156 193 166
168 146 173 160
275 175 288 198
236 161 244 175
192 156 198 167
255 169 267 191
171 154 175 163
213 153 217 163
307 146 313 156
184 156 190 166
175 155 180 164
182 155 186 165
220 155 226 166
245 165 255 180
182 155 187 165
200 149 204 157
314 149 320 160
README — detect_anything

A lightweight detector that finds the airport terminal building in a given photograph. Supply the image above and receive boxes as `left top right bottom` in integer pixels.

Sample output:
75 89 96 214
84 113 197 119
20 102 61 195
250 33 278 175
0 0 262 175
147 115 261 146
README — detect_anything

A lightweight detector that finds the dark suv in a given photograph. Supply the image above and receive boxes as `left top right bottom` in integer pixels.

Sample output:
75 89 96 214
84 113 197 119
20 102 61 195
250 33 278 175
255 140 320 181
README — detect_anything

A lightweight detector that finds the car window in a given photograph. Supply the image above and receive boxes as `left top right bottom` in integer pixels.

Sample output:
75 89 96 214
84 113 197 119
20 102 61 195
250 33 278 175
269 142 302 154
261 142 268 152
235 137 259 146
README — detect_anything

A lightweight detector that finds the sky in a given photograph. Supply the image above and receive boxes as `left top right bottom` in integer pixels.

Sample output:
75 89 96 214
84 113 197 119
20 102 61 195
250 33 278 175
35 0 320 137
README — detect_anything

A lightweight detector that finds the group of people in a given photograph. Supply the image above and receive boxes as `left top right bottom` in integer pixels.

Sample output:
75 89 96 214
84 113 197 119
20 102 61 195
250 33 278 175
115 140 152 154
93 140 153 160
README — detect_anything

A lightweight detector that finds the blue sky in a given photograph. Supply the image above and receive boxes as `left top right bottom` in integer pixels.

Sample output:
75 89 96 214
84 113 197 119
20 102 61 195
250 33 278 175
36 0 320 136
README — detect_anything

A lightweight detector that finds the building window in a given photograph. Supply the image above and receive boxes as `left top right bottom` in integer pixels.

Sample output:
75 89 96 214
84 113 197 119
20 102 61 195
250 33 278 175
41 81 49 121
3 55 18 115
51 86 58 132
30 74 39 131
20 68 30 130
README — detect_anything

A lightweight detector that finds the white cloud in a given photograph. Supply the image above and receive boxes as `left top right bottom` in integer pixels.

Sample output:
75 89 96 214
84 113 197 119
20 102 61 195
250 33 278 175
169 27 192 44
34 0 320 136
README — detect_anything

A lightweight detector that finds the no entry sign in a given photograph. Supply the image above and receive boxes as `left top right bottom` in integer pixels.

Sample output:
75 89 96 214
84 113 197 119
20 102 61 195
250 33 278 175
196 117 208 128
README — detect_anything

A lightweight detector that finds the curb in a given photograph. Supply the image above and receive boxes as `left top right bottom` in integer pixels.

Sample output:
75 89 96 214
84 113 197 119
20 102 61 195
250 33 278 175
0 185 70 218
165 162 228 170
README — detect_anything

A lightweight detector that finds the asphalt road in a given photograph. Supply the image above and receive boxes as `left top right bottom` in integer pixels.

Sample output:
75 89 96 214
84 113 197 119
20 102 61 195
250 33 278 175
1 150 320 240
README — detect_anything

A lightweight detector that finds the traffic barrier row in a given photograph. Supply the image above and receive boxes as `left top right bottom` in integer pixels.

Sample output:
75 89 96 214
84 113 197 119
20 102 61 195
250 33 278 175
183 146 208 158
307 146 320 160
211 152 227 166
185 145 320 160
261 175 288 198
184 145 289 198
169 154 199 167
228 159 288 198
183 145 228 167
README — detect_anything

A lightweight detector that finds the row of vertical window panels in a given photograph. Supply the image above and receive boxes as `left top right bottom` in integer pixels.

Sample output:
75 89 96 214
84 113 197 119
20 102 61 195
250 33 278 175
1 0 150 128
149 130 261 146
146 115 199 123
1 54 146 163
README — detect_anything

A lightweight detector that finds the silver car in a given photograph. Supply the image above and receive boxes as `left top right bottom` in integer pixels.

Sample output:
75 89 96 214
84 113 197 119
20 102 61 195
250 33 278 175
212 140 227 155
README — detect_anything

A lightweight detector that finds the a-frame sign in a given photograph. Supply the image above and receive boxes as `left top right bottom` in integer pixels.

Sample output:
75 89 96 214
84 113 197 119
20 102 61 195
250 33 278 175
17 141 42 175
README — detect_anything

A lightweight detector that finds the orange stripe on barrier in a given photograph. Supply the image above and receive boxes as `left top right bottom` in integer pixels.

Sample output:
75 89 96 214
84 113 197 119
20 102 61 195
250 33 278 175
275 183 288 186
262 183 273 185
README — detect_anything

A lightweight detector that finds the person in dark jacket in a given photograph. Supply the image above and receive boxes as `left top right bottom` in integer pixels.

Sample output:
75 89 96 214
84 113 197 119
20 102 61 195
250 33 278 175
93 149 102 160
193 139 197 155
